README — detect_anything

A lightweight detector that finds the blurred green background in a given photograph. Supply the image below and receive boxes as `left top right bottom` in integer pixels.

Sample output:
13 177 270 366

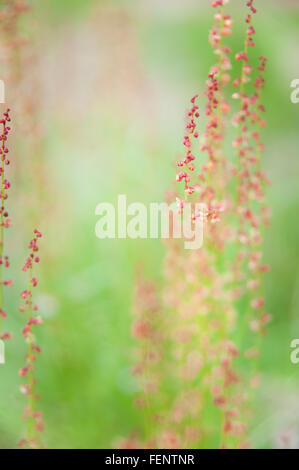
0 0 298 448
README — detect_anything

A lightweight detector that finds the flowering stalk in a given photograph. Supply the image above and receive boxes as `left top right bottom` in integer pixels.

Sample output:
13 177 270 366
128 0 270 450
176 93 200 200
173 0 243 449
18 229 44 449
232 0 271 375
129 275 172 449
0 109 12 348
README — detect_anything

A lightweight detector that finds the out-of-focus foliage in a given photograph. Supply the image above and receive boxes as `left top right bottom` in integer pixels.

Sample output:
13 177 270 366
0 0 298 448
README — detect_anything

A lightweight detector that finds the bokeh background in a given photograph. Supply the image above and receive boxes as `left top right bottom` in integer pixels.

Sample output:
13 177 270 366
0 0 298 448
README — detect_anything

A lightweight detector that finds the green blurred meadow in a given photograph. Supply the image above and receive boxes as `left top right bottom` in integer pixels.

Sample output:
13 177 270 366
0 0 299 448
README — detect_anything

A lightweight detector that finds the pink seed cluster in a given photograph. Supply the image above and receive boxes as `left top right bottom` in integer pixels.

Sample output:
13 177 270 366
18 229 44 449
128 0 270 450
0 109 12 342
232 0 271 339
176 94 200 198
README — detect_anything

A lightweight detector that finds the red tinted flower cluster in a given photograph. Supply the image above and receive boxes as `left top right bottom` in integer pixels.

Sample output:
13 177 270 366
202 2 232 165
0 109 12 343
18 229 44 449
176 94 200 198
129 0 270 450
232 0 271 341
